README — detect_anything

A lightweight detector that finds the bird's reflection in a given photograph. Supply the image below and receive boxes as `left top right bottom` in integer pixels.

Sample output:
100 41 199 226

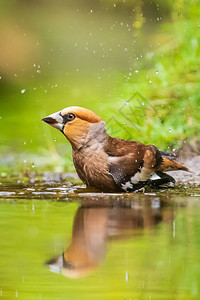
46 198 174 278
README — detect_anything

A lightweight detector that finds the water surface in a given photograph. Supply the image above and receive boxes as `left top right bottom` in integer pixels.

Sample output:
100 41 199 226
1 185 200 300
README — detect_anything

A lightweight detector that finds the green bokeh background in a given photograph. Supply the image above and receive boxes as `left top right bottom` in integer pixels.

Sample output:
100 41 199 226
0 0 199 174
1 3 200 299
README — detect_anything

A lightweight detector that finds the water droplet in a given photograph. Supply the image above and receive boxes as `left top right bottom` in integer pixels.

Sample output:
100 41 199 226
173 220 175 238
169 128 172 132
125 271 128 282
149 80 152 83
156 71 159 74
135 70 139 73
21 89 26 94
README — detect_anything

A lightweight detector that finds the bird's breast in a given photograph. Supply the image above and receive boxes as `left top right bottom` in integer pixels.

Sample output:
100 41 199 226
72 146 117 191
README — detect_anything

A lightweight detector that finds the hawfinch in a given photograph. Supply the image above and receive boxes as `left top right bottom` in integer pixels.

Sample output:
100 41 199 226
46 204 174 278
42 106 188 192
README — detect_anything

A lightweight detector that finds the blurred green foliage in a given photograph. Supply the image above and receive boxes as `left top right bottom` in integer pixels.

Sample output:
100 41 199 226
0 0 199 174
113 12 200 150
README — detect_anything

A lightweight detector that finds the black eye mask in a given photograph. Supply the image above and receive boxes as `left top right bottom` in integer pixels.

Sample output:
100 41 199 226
62 113 76 124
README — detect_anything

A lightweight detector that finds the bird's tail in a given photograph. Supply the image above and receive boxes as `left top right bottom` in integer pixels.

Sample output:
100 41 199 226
158 157 189 172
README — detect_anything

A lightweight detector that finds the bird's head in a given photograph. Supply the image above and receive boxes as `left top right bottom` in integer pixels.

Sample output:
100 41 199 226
42 106 107 149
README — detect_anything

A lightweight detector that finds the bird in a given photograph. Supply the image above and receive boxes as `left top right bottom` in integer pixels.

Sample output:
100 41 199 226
46 202 174 278
42 106 189 192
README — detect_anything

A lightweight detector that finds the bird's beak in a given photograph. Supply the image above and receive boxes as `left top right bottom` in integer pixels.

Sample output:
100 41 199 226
42 111 64 131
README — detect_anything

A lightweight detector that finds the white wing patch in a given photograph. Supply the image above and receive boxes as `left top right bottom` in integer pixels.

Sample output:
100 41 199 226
131 167 154 184
121 167 155 191
121 181 133 192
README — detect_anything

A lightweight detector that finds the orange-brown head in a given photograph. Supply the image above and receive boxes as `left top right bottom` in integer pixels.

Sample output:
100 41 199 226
42 106 107 149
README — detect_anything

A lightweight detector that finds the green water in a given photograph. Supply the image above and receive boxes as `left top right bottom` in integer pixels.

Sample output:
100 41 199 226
1 186 200 300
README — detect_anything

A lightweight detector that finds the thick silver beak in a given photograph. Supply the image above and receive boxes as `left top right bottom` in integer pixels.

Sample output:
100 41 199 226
42 111 64 131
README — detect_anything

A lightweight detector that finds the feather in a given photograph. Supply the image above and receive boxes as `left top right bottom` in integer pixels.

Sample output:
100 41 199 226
158 157 189 172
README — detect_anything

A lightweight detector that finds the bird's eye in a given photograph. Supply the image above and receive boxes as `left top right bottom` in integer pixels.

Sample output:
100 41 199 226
62 112 76 124
66 113 75 121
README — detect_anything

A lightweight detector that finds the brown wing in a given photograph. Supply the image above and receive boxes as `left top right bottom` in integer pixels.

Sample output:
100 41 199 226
104 136 145 157
104 137 163 190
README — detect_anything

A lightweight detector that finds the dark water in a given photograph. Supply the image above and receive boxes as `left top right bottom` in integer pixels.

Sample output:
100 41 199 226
1 182 200 300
